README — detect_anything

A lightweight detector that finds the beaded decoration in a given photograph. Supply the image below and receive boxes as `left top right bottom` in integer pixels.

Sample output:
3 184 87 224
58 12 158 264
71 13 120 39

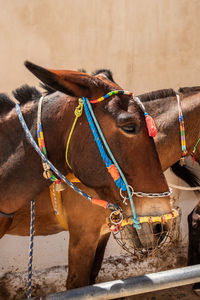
176 93 187 166
90 90 132 103
90 90 157 137
37 96 66 192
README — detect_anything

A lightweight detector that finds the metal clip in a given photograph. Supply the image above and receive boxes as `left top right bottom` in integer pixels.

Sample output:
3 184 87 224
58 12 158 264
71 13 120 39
122 197 128 205
109 210 123 225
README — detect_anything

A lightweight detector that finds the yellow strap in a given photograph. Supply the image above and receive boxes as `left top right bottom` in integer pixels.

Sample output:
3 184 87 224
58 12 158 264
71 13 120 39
66 172 80 183
49 173 80 230
65 99 84 169
121 208 179 227
49 184 69 231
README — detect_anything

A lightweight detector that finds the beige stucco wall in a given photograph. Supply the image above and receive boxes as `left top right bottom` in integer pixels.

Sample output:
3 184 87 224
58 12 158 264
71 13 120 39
0 0 200 298
1 0 200 94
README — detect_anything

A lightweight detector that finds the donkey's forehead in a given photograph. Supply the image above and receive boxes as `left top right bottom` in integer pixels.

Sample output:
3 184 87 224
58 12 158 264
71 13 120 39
105 95 143 118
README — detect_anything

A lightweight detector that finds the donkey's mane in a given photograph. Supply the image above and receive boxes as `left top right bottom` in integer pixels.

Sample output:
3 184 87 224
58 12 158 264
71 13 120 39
178 86 200 94
140 89 176 102
139 86 200 103
12 84 42 105
0 93 15 115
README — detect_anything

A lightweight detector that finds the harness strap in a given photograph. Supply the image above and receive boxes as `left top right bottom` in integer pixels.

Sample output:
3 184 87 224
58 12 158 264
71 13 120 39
37 96 63 189
0 211 15 218
66 172 80 182
49 183 69 231
119 208 179 227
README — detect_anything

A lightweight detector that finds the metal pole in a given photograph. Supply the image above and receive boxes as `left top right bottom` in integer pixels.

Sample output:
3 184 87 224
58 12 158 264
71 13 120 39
29 264 200 300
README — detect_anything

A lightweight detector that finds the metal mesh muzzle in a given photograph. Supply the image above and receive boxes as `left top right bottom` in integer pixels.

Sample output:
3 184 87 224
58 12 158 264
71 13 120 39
112 206 181 260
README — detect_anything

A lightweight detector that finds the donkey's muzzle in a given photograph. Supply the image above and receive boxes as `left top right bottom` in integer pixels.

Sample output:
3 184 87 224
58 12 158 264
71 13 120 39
113 207 181 258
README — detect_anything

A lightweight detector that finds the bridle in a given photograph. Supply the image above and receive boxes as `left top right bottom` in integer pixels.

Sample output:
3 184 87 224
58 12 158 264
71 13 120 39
16 89 175 230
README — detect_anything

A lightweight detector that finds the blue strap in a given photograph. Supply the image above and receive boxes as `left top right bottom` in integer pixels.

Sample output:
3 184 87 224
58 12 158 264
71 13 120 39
82 97 126 191
83 98 140 229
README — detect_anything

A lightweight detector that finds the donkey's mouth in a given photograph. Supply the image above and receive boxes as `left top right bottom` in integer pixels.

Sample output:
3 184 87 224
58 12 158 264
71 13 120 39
119 219 174 250
136 222 170 249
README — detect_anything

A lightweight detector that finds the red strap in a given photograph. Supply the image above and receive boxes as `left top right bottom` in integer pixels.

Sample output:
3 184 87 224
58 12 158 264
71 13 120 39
91 198 108 208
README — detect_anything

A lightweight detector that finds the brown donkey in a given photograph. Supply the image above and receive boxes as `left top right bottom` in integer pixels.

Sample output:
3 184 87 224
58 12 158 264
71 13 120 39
0 63 172 290
143 87 200 295
6 82 200 292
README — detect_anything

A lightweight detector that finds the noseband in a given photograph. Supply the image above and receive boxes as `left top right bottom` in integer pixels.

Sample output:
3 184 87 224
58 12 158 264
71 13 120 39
16 90 175 230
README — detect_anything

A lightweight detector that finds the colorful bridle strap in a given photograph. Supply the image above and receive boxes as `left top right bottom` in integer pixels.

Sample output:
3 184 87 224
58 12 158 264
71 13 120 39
176 93 187 166
37 96 61 186
176 92 200 166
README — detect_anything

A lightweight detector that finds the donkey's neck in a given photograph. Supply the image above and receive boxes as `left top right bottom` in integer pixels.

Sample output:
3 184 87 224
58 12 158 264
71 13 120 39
145 93 200 171
0 92 72 213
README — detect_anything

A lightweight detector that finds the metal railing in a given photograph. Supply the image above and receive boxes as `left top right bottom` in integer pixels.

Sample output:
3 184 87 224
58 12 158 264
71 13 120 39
28 264 200 300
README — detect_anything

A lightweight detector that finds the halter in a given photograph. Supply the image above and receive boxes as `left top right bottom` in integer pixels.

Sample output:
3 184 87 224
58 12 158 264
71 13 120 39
64 90 172 225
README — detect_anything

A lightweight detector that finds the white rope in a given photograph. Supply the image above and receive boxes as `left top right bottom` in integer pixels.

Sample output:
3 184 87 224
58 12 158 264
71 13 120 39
169 183 200 191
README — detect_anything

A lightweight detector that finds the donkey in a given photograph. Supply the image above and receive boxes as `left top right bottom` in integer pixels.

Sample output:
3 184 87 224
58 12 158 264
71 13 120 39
6 81 200 293
0 62 172 289
142 88 200 295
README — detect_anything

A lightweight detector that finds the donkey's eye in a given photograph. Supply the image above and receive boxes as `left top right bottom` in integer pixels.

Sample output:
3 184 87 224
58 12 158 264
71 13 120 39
121 124 139 134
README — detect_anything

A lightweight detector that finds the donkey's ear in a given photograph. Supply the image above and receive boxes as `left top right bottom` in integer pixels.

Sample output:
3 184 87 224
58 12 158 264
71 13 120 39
24 61 105 98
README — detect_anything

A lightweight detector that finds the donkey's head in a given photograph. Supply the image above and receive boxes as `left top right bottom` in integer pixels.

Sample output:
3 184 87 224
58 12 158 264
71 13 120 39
25 61 174 249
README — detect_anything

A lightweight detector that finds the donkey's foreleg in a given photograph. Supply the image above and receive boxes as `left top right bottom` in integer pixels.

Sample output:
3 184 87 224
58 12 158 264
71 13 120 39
67 231 101 290
90 232 110 284
188 202 200 295
0 216 13 238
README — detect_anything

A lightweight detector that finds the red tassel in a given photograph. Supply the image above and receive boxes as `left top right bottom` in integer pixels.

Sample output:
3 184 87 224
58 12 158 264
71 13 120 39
145 115 157 137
